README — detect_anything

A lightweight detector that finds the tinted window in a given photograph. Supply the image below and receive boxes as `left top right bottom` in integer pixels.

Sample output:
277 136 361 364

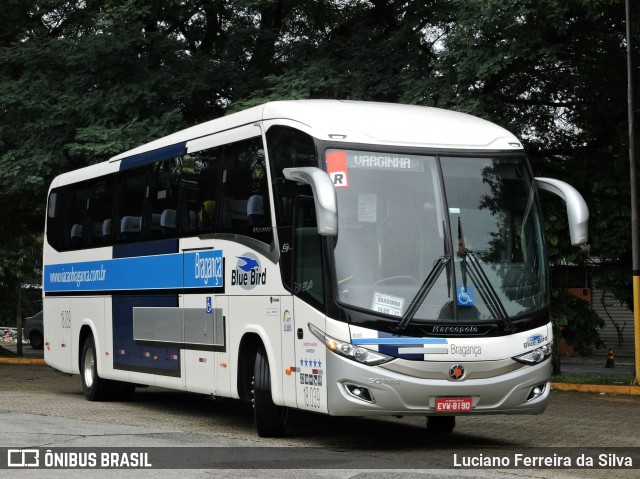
218 137 272 245
46 187 72 250
266 126 317 229
84 177 114 246
266 126 317 291
46 176 114 251
294 197 325 309
47 136 276 251
180 147 222 235
114 167 148 243
144 159 181 239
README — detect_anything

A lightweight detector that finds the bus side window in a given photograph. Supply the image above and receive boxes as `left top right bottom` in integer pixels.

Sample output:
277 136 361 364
179 148 222 235
293 196 325 309
67 183 87 249
46 188 70 251
114 166 148 243
84 177 114 247
144 159 181 239
218 137 273 245
265 125 318 292
47 183 87 251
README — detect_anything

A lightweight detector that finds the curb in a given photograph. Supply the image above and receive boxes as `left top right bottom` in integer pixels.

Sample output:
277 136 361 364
551 382 640 396
0 358 45 365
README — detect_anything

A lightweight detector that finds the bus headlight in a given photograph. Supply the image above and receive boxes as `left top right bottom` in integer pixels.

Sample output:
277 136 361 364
308 323 393 366
513 343 552 365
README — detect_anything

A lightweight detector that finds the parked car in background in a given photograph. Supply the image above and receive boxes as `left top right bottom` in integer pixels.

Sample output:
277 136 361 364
24 311 43 349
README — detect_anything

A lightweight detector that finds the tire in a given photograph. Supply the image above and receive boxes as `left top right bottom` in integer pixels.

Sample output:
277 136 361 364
29 331 44 350
253 345 287 437
80 335 113 401
110 381 136 401
427 415 456 434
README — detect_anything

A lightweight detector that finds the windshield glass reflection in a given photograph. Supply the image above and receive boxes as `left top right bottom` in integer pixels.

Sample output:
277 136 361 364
330 149 546 323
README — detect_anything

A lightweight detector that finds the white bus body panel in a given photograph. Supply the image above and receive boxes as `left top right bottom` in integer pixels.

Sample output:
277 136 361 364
293 300 328 413
279 295 296 408
262 101 521 150
43 244 113 375
43 296 72 373
217 234 288 402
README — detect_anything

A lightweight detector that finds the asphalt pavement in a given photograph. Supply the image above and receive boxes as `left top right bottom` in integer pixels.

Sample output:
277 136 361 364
1 364 640 478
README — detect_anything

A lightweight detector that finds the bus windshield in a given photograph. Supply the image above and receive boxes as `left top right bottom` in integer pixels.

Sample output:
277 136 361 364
330 149 546 324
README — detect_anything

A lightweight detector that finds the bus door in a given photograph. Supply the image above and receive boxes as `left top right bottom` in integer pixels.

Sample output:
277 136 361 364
292 197 328 414
181 237 227 395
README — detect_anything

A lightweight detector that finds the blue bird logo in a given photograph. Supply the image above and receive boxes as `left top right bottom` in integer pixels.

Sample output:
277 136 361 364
237 256 259 272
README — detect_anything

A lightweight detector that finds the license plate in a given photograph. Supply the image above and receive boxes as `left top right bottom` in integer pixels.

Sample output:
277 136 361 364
435 397 473 412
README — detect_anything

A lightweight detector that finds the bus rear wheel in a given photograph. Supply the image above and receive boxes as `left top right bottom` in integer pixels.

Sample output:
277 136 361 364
81 335 134 401
427 416 456 434
253 345 287 437
81 335 112 401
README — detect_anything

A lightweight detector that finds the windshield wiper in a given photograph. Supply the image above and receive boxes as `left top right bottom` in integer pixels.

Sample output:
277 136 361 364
457 217 516 333
394 253 451 332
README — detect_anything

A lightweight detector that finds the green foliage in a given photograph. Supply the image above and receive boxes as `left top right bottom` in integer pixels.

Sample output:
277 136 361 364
66 109 185 161
0 0 638 357
428 0 638 313
550 289 605 357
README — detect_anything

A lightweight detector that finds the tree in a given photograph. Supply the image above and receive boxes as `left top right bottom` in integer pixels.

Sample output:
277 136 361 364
1 0 638 360
0 223 42 354
549 289 605 374
236 1 450 106
417 0 639 361
0 0 308 328
424 0 639 300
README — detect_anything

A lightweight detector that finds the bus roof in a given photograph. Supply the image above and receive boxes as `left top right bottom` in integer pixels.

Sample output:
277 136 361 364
264 100 522 150
110 100 522 163
51 101 522 188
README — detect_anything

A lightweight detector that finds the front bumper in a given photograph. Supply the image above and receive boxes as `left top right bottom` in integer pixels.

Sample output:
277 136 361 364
326 351 551 416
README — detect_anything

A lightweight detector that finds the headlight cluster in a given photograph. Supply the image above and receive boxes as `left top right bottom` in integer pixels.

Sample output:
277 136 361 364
513 343 552 365
308 323 393 366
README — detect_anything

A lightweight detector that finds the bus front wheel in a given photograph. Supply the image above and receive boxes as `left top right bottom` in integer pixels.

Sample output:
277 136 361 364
253 345 287 437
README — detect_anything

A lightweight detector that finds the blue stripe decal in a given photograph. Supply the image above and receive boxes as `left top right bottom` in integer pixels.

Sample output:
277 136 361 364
184 250 224 288
352 337 448 345
119 142 187 171
43 250 223 292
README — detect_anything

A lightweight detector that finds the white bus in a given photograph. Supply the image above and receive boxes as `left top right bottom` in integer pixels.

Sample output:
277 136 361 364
43 100 588 436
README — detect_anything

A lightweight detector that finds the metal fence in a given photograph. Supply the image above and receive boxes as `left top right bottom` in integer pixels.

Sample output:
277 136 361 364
551 265 635 379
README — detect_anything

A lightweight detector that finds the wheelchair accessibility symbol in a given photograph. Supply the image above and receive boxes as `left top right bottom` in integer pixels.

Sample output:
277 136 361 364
206 296 212 314
456 286 475 307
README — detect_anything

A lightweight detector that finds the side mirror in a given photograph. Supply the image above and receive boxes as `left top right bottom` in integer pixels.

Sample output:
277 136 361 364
535 177 589 246
283 167 338 236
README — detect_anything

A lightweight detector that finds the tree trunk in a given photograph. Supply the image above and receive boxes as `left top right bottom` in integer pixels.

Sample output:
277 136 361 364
15 283 22 356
